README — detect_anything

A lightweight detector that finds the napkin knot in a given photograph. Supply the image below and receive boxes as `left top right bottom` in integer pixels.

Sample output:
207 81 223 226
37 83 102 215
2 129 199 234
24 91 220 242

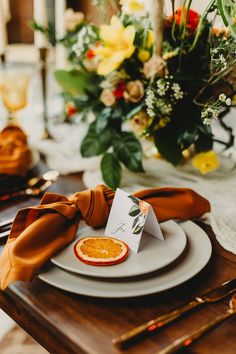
71 184 115 226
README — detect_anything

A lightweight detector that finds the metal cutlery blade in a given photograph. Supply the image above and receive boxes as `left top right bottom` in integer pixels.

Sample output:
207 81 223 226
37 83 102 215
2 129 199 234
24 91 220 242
113 278 236 347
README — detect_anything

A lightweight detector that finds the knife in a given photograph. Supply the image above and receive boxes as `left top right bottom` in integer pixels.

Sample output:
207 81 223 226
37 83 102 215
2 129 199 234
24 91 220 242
112 278 236 348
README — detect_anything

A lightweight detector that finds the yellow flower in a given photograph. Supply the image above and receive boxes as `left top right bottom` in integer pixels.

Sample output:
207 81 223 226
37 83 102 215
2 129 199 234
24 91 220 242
138 49 150 62
120 0 146 17
146 30 154 48
163 51 178 61
95 16 136 76
159 117 170 128
192 151 220 174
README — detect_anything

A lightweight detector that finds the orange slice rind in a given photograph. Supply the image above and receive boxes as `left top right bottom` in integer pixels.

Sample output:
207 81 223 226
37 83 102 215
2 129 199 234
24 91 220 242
74 236 129 266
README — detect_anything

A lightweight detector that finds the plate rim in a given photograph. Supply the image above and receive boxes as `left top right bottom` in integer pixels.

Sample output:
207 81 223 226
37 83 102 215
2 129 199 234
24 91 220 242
39 220 212 298
50 220 187 279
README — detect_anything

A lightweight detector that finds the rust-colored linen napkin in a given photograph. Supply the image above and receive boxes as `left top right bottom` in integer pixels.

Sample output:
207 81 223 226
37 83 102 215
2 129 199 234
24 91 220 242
0 125 32 177
0 184 210 290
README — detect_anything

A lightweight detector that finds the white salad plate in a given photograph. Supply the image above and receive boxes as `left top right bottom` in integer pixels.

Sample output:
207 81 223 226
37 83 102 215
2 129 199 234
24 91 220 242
39 221 212 298
51 220 187 278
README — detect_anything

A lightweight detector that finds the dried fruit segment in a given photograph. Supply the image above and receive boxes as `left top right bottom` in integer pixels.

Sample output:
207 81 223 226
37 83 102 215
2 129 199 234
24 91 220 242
74 236 129 266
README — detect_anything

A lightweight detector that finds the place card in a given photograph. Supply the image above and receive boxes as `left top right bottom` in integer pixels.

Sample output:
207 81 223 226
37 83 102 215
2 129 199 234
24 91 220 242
105 189 164 252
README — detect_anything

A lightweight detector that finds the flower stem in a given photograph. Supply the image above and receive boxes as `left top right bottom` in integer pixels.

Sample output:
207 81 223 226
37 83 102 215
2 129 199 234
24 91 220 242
181 0 193 40
189 0 215 52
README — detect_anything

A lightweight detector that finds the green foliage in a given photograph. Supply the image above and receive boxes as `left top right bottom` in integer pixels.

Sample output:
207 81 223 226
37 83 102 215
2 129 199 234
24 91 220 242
54 70 98 96
95 107 112 133
80 123 113 157
154 127 183 166
217 0 236 38
101 153 121 190
113 132 144 173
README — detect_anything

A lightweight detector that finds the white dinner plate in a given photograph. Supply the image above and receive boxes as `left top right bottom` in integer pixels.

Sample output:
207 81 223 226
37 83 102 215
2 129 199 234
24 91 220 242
39 221 212 298
51 221 187 279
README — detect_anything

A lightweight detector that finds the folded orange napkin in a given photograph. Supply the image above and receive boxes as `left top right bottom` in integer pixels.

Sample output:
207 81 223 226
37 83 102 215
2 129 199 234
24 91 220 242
0 125 32 177
0 184 210 290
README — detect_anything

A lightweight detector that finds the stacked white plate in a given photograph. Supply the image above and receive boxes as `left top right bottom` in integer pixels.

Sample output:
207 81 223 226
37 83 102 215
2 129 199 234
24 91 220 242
38 220 212 298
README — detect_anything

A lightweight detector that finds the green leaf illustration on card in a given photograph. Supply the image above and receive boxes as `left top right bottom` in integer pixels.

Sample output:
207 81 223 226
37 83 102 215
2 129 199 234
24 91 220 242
129 204 140 217
133 223 143 235
128 196 146 235
132 217 140 229
128 195 139 205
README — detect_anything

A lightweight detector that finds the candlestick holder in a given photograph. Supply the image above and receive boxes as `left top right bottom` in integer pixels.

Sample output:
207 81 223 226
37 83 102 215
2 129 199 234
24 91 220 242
0 54 6 64
39 47 52 139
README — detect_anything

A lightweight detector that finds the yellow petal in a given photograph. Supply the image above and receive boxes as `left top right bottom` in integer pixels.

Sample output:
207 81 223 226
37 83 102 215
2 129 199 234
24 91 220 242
124 25 136 45
97 52 125 75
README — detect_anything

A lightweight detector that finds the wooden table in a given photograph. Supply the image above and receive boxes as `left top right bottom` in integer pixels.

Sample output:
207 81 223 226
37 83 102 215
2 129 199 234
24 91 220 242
0 162 236 354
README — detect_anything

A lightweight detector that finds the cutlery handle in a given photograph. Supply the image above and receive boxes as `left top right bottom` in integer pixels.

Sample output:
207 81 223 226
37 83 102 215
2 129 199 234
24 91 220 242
158 310 233 354
0 190 27 202
112 299 202 347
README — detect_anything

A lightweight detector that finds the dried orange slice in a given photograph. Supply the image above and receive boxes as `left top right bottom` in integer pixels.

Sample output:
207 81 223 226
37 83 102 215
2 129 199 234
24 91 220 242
74 237 129 266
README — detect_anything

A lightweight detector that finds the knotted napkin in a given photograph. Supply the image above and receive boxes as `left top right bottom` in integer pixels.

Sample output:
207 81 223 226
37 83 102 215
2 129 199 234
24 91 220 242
0 125 32 177
0 184 210 290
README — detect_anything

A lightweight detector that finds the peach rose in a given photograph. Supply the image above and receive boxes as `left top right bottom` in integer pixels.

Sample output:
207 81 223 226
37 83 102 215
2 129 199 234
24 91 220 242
100 89 116 107
64 8 84 32
131 110 151 132
143 55 167 79
124 80 144 103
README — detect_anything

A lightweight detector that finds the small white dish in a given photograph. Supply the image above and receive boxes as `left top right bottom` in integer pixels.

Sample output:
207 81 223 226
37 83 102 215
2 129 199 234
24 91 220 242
51 220 187 279
39 221 212 298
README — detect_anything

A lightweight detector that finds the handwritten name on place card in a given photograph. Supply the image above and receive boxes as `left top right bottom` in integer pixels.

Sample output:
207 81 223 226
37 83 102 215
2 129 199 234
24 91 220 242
105 189 164 252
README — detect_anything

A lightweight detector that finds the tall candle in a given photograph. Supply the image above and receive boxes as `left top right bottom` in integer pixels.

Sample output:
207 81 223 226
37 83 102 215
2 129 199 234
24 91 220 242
145 0 164 56
0 0 7 55
34 0 48 48
55 0 67 68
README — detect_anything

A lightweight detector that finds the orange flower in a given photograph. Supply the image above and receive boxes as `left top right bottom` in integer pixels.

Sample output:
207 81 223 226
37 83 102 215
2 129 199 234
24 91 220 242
139 200 149 215
175 7 200 31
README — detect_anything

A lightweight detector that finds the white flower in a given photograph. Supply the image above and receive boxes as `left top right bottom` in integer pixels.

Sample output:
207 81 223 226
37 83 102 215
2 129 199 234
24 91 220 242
219 54 227 69
172 82 184 100
162 104 172 115
120 0 147 17
146 108 155 117
226 98 232 106
156 79 168 96
173 90 184 100
145 88 155 109
201 106 219 121
203 118 211 125
219 93 226 102
172 83 181 91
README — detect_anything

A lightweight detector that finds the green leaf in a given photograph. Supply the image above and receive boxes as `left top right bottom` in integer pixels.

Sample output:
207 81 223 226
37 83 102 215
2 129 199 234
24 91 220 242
129 204 140 217
128 195 139 205
154 127 183 166
125 103 144 120
114 132 144 173
80 123 113 157
101 153 121 189
133 223 143 235
132 217 140 229
54 69 97 96
195 128 213 152
95 108 112 134
217 0 236 38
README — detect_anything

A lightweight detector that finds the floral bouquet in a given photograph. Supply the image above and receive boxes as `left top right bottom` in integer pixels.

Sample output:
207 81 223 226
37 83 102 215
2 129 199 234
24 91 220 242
35 0 236 189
